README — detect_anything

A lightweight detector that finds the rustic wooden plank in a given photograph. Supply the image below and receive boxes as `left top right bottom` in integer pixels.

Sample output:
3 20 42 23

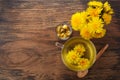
0 0 120 80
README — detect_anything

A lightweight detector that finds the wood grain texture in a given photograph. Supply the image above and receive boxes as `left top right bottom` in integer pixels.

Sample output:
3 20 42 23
0 0 120 80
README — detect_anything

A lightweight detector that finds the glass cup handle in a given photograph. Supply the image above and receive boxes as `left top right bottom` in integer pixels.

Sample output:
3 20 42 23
55 42 64 49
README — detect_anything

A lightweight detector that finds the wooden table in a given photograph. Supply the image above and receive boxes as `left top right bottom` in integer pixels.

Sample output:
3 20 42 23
0 0 120 80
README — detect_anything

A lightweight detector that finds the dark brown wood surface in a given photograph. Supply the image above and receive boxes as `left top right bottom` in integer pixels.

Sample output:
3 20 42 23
0 0 120 80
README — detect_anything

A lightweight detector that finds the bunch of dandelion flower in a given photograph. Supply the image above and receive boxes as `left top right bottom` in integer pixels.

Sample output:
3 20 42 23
71 0 114 40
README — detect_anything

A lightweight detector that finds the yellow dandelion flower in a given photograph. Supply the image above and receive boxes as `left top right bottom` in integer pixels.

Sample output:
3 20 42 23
71 11 88 31
93 28 106 38
78 58 90 70
102 13 112 24
80 26 92 40
74 44 85 57
88 17 104 33
103 1 114 14
87 7 102 17
66 50 79 64
88 1 103 8
108 9 114 15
